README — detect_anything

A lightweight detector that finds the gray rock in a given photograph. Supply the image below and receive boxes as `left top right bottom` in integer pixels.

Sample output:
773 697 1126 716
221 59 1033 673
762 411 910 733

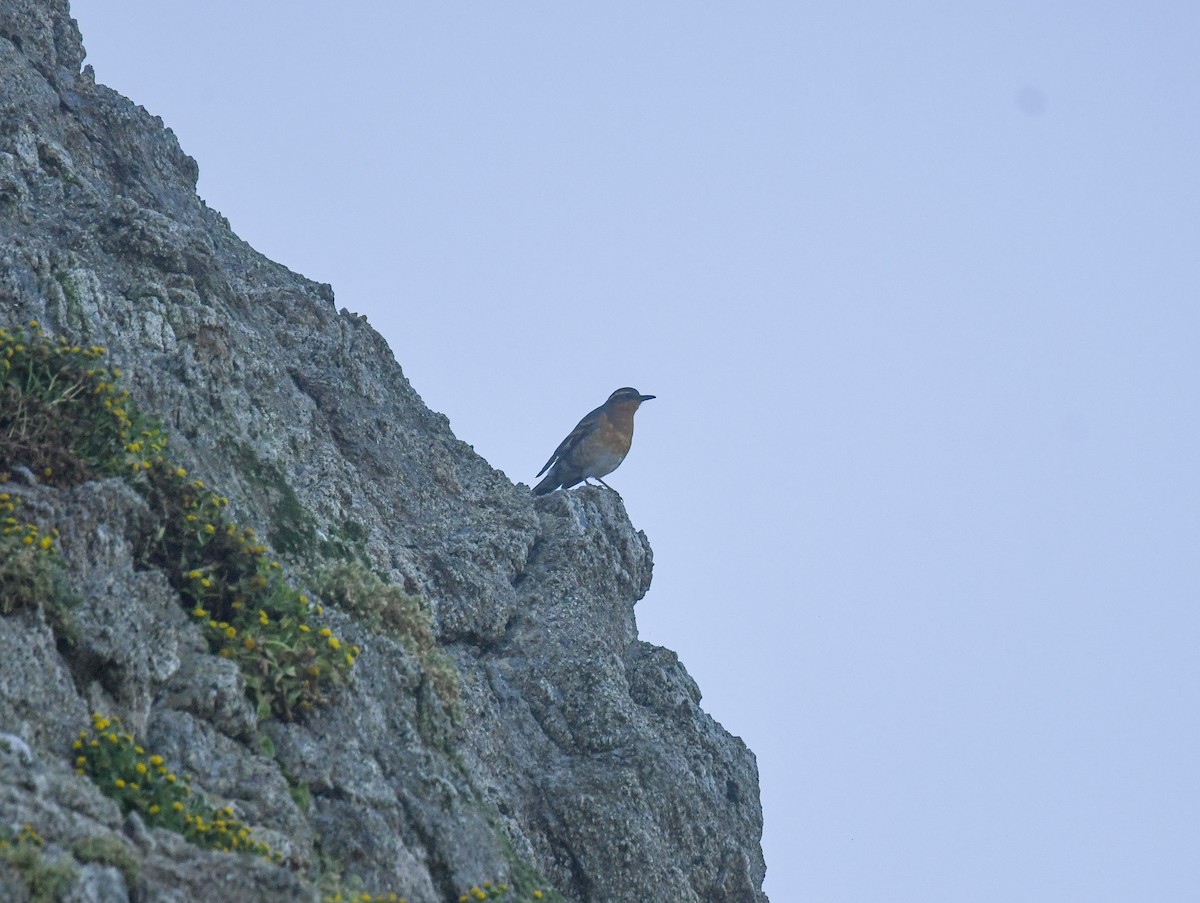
0 1 769 900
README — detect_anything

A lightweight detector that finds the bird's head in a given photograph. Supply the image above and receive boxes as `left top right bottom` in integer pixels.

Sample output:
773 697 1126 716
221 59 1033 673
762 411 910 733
608 387 656 408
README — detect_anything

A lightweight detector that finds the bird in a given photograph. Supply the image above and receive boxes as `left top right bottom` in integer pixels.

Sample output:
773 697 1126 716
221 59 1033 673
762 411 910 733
532 387 655 496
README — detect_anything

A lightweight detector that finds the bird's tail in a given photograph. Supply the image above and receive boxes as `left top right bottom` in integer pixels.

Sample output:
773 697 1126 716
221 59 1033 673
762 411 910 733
532 468 559 495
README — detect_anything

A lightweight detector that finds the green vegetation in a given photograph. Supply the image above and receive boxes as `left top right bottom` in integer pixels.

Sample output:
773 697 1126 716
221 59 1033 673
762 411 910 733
141 467 357 721
5 321 560 902
318 877 552 903
320 881 407 903
1 320 353 721
313 561 459 717
0 824 78 903
0 321 165 486
73 712 279 860
0 491 79 642
492 829 563 903
0 491 61 613
230 446 371 567
457 880 551 903
69 835 139 886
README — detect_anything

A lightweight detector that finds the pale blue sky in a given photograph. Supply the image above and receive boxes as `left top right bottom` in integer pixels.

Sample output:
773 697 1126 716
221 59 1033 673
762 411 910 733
70 2 1200 900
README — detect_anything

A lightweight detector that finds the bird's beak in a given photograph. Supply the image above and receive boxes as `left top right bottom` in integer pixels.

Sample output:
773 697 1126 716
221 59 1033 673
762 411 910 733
640 394 656 402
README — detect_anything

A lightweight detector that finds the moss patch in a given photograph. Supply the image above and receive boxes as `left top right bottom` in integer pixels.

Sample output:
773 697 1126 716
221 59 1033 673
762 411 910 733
312 561 459 718
0 825 79 903
70 835 139 886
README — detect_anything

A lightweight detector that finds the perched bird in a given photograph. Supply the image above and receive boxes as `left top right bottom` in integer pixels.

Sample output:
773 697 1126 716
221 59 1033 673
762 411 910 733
532 387 656 495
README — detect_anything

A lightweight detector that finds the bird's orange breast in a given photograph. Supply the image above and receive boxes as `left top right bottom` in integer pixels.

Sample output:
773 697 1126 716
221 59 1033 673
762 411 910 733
567 410 634 479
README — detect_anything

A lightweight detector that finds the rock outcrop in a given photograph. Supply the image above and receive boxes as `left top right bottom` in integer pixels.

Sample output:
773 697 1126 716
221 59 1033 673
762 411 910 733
0 2 769 900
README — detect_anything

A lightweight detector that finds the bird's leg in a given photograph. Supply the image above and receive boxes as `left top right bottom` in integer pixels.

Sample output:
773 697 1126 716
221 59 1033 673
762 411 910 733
595 477 620 494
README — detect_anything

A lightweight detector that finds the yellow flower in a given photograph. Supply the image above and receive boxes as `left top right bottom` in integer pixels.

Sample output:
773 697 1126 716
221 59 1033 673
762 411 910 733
114 778 125 788
148 804 160 815
175 467 187 478
172 801 184 811
135 763 147 775
243 637 256 650
319 627 332 638
299 624 311 633
149 755 164 766
187 570 202 580
192 607 206 618
328 636 341 651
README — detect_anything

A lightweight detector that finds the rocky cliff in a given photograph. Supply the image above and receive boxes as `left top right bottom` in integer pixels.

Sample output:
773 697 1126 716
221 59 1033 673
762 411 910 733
0 2 769 901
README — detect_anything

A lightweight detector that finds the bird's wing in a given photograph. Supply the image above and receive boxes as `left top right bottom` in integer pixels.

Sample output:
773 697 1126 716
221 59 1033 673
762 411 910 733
536 403 605 477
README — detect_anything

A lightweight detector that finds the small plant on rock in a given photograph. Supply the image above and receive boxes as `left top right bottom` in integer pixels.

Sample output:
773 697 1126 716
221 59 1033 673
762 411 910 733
458 880 550 903
0 823 78 903
0 321 166 485
0 490 78 640
313 561 458 717
143 466 357 720
73 712 279 860
0 491 60 613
